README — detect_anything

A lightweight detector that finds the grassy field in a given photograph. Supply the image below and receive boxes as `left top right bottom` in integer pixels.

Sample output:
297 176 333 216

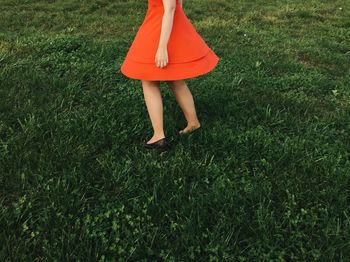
1 0 350 260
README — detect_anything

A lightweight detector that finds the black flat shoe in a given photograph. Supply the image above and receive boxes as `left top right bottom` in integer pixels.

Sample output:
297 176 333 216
142 137 170 151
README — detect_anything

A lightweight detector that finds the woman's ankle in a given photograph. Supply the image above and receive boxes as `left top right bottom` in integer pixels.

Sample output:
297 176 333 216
152 133 166 139
187 121 200 127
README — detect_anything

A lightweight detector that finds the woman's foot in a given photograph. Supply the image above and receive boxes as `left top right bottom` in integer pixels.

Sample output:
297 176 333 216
142 136 170 151
179 122 201 134
146 135 165 144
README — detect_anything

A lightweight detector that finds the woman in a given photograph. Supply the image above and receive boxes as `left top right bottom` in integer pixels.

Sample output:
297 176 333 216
120 0 219 151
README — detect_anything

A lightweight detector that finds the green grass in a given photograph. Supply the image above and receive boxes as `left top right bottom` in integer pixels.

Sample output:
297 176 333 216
1 0 350 260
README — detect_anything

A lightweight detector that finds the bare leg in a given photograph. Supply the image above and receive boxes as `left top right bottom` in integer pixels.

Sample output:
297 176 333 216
141 80 166 143
166 80 201 134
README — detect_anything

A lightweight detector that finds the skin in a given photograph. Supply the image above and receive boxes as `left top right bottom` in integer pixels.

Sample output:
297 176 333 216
143 0 201 144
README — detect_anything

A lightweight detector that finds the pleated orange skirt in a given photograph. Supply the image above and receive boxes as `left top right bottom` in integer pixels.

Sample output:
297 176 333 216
120 0 219 81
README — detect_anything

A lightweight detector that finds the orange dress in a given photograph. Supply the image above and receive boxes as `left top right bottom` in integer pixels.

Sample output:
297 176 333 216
120 0 219 81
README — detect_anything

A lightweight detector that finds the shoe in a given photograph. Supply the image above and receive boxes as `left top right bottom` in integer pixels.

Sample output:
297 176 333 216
142 137 170 151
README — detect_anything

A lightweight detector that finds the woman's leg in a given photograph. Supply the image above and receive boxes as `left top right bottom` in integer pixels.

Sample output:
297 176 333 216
166 80 201 133
141 80 166 143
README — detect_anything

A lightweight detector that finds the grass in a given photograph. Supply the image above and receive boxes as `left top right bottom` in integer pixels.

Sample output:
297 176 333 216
1 0 350 260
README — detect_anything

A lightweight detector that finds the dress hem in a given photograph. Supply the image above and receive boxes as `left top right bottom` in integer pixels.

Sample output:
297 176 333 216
120 48 219 81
